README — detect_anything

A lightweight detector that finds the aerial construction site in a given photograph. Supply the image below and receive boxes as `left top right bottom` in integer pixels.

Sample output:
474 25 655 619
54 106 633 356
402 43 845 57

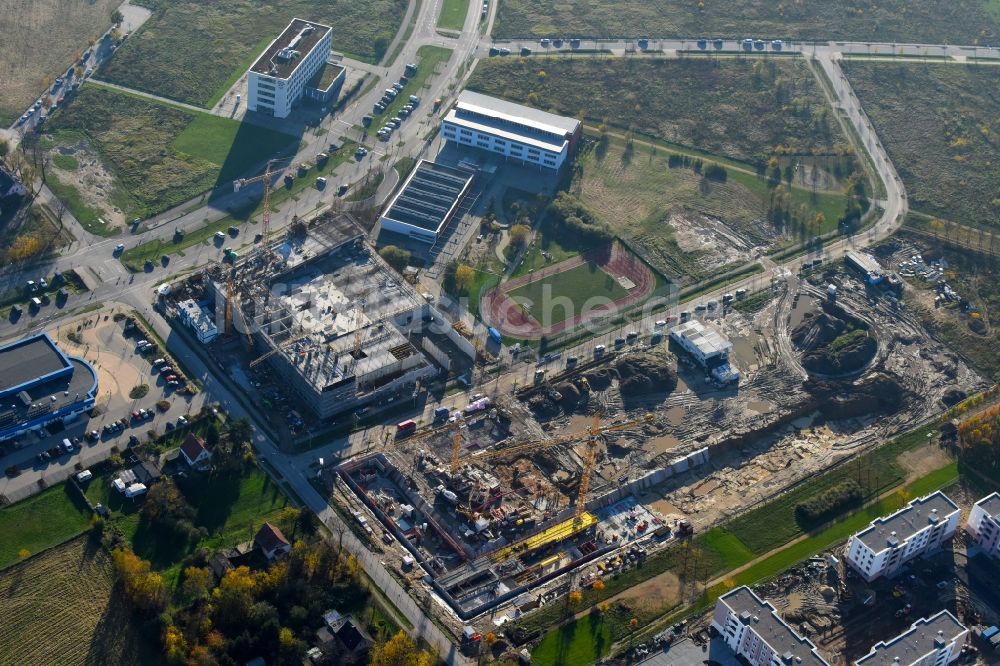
160 202 984 648
317 245 983 641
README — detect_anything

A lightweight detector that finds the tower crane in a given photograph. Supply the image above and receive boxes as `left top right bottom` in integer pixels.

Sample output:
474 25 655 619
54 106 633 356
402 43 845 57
454 412 654 518
233 157 291 255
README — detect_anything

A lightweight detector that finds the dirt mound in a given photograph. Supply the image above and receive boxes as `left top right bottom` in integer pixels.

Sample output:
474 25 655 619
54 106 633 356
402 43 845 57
792 306 876 375
792 311 847 349
616 353 678 398
941 388 967 407
805 373 906 419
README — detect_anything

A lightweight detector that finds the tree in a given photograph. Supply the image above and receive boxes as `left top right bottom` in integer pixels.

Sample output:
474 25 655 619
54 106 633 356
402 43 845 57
227 417 253 447
379 245 411 272
370 631 434 666
509 224 531 249
111 8 124 25
592 579 605 592
0 138 9 158
454 265 475 294
205 422 220 448
212 566 257 628
112 549 167 613
163 624 189 665
182 566 212 601
568 590 583 605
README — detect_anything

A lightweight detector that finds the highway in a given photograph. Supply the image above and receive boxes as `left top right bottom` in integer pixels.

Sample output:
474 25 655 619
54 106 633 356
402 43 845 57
3 0 997 659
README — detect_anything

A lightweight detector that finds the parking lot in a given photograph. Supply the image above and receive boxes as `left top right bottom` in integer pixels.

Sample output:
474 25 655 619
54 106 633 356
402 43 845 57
0 305 206 503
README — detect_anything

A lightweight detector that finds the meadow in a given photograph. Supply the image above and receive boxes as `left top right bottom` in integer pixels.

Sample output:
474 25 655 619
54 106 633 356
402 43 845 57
98 0 408 107
493 0 1000 45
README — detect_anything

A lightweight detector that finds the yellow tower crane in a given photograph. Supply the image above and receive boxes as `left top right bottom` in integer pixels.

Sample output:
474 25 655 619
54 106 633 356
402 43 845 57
233 158 290 254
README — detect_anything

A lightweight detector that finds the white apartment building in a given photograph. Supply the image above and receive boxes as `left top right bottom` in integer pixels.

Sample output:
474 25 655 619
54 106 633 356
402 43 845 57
247 19 332 118
845 491 960 582
711 587 831 666
854 610 968 666
177 299 218 344
441 91 581 170
966 492 1000 559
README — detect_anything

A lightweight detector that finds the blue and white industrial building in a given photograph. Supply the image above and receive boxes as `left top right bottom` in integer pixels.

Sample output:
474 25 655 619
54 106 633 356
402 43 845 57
246 19 335 118
442 91 582 171
0 332 98 442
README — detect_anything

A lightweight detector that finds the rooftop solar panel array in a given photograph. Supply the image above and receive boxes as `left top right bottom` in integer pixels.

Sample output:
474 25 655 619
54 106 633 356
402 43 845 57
385 162 472 232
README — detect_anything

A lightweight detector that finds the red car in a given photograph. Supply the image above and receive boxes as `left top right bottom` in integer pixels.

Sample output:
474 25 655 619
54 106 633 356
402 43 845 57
132 411 142 420
164 374 178 382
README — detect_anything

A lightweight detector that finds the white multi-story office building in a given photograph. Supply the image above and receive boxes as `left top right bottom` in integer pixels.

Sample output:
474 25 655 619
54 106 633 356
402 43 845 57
441 91 581 170
854 610 968 666
711 587 831 666
845 491 960 582
247 19 332 118
966 492 1000 559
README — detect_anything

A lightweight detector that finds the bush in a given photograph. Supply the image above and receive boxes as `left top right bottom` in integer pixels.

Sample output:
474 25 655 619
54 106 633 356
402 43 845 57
704 164 728 182
794 479 864 526
129 384 149 399
157 400 171 412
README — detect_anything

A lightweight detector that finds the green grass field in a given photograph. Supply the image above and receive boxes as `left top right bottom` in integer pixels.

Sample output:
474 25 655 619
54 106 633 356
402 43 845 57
46 85 300 223
493 0 1000 44
120 139 357 271
437 0 470 31
842 62 1000 229
468 57 848 165
0 485 91 569
574 136 852 282
98 0 407 107
508 261 628 324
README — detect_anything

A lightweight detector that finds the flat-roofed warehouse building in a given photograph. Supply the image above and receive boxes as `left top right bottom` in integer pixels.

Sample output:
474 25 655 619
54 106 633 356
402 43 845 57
442 91 582 170
854 610 968 666
247 19 334 118
0 332 98 442
379 160 473 244
845 490 960 582
669 319 740 383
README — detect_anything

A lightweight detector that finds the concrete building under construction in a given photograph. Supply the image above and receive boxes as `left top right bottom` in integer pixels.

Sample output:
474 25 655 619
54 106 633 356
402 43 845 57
210 212 447 420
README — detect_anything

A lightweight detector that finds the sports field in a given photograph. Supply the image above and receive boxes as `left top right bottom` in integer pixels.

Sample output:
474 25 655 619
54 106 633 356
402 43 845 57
508 262 628 325
484 242 657 339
